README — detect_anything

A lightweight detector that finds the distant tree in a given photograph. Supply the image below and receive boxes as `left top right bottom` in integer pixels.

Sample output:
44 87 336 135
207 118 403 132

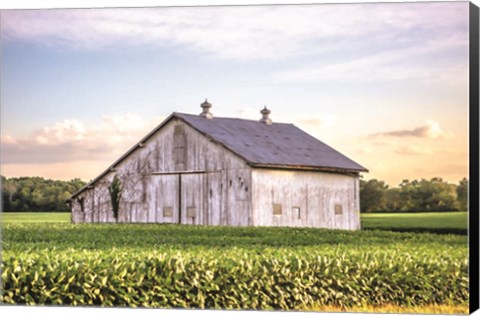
3 181 18 203
398 178 458 212
360 179 389 212
384 187 402 211
360 177 462 213
456 178 468 211
1 176 86 212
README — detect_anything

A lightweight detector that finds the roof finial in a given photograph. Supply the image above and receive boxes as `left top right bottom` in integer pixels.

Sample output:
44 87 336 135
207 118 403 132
260 105 272 125
200 98 213 119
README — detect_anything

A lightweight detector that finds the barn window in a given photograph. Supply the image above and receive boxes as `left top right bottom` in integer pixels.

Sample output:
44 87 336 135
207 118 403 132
163 207 173 217
173 125 186 168
79 197 85 212
335 204 343 215
209 189 213 198
292 206 300 219
273 203 282 215
187 207 196 218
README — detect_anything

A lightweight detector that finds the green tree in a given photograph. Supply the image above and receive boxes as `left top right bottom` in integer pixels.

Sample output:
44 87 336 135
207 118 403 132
1 176 86 212
456 178 468 211
384 187 401 211
360 179 389 212
398 178 458 212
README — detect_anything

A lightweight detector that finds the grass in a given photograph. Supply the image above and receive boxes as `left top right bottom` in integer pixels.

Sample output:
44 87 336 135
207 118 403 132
361 211 468 235
1 222 468 311
1 212 70 223
1 211 469 235
1 210 469 311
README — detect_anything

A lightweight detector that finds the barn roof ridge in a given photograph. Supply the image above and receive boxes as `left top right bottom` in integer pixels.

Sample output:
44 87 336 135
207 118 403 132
173 111 292 125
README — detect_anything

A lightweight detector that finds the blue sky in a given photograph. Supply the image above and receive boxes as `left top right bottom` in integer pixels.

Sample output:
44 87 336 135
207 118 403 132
0 2 471 185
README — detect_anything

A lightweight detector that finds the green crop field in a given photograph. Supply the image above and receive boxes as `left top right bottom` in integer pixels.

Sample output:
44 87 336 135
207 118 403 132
0 212 71 223
0 213 469 313
1 211 469 234
361 212 468 235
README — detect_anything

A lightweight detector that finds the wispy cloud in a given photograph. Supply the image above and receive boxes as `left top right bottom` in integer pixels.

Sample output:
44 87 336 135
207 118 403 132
1 2 468 62
369 120 454 139
1 114 162 164
395 145 433 155
272 34 468 84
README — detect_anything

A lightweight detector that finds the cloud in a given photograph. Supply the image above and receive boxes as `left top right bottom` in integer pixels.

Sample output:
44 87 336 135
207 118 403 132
1 2 468 61
295 114 337 130
395 145 433 155
355 146 372 155
1 114 161 164
369 120 454 139
272 33 468 84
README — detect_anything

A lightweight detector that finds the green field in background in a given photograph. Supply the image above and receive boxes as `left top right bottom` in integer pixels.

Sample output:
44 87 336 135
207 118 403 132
1 212 70 223
1 211 468 234
361 212 468 234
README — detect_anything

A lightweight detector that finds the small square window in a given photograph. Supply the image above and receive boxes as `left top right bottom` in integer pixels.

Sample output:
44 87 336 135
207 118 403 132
292 206 300 219
163 207 173 217
335 204 343 215
273 203 282 215
187 207 196 218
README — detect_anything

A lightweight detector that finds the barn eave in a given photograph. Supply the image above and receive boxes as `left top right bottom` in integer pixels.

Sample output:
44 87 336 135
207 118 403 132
248 163 368 174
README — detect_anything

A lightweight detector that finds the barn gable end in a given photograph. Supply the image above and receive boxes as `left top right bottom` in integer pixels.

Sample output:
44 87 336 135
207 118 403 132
71 116 252 225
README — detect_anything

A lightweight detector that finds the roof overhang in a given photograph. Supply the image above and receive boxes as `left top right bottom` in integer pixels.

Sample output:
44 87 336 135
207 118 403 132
248 163 368 174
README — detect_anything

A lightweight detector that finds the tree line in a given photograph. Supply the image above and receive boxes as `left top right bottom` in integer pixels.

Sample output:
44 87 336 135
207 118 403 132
0 175 469 213
360 177 468 213
1 176 86 212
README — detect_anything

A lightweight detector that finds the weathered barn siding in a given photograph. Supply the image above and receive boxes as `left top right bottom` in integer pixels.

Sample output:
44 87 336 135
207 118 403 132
72 118 252 225
250 169 360 230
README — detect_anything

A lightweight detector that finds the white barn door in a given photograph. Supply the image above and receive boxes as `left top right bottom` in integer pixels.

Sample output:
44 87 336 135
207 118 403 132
180 173 205 225
154 174 180 223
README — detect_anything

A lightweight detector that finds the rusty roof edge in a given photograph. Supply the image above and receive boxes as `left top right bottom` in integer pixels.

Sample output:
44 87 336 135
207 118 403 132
69 112 179 200
248 162 368 173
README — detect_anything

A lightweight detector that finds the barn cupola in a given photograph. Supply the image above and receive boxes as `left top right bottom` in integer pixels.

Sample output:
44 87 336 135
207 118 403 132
200 98 213 119
259 106 272 125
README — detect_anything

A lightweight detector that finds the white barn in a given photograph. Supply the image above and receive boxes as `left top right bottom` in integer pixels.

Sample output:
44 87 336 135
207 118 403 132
69 100 367 229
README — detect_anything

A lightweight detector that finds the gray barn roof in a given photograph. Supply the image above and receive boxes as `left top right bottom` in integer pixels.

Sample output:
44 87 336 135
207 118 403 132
175 113 367 173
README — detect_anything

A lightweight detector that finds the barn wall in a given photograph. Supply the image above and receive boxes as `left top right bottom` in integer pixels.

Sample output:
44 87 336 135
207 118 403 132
251 169 360 230
72 117 252 225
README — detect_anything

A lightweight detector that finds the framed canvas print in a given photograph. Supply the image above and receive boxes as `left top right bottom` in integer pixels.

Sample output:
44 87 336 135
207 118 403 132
1 0 479 315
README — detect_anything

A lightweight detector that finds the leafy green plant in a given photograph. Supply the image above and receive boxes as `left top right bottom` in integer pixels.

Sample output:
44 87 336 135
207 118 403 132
1 223 468 309
108 176 122 221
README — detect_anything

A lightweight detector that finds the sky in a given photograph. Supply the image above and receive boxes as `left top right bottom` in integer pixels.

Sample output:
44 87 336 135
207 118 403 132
0 1 471 186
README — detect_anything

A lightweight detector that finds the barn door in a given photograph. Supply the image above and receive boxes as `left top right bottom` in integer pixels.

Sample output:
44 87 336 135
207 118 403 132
180 173 205 225
155 174 180 223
